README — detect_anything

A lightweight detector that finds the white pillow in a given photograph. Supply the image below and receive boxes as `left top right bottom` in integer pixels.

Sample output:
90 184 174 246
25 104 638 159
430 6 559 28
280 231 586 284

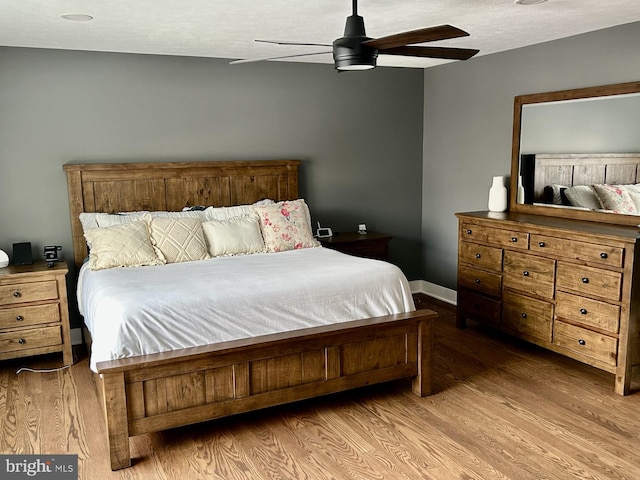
84 221 164 270
202 215 265 257
149 217 210 263
205 205 256 222
563 185 601 210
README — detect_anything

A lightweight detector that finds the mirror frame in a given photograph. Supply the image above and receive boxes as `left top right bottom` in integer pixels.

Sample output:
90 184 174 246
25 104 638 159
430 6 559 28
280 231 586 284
510 80 640 226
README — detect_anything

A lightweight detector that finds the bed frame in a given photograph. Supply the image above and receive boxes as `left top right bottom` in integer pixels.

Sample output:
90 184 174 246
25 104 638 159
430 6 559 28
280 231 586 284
527 153 640 202
63 160 437 470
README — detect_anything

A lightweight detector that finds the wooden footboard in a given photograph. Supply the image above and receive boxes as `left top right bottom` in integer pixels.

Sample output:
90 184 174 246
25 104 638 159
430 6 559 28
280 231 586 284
96 310 436 470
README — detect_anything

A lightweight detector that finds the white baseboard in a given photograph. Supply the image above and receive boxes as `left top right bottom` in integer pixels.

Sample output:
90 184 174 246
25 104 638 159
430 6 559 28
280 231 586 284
409 280 457 306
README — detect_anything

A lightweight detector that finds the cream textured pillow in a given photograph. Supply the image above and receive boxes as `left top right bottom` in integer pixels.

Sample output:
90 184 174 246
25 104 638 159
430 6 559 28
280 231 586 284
592 184 638 214
202 215 265 257
84 221 164 270
149 217 210 263
253 199 320 252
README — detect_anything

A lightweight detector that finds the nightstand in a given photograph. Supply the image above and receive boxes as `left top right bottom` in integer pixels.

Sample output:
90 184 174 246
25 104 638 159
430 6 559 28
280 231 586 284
0 261 72 365
319 231 392 261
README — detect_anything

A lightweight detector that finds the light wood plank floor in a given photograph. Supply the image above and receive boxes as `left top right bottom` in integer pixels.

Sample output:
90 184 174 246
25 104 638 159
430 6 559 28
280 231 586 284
1 296 639 479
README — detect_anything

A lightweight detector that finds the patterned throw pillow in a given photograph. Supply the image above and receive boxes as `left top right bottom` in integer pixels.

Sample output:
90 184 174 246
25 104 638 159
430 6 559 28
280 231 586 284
84 221 165 270
253 199 320 252
591 184 638 214
149 217 210 263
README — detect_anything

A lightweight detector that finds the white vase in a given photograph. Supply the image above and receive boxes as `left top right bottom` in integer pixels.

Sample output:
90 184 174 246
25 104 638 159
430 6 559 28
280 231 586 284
488 175 508 212
517 176 525 204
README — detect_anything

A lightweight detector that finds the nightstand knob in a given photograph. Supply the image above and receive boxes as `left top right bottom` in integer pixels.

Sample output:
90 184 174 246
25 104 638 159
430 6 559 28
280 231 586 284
474 278 481 284
15 316 23 322
538 242 545 247
511 237 518 242
466 229 473 235
521 312 527 318
18 338 25 345
13 291 21 298
600 252 608 259
578 339 586 346
475 253 481 259
580 308 588 315
582 277 589 284
522 271 529 277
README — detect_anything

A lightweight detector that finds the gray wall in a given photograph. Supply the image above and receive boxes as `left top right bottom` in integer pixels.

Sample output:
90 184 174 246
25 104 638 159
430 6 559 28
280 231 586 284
0 47 425 298
421 21 640 290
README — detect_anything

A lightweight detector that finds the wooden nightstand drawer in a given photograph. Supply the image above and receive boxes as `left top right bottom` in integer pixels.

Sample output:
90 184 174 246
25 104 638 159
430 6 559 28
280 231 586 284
555 291 620 334
0 304 60 329
556 262 621 302
458 265 502 296
0 280 58 305
502 291 553 344
461 223 528 249
553 321 617 366
319 232 392 261
530 235 623 268
0 325 61 354
503 251 556 299
459 242 502 272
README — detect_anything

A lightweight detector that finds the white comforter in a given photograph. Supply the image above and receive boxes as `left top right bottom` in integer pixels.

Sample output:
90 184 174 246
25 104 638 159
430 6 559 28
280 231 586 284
79 247 415 372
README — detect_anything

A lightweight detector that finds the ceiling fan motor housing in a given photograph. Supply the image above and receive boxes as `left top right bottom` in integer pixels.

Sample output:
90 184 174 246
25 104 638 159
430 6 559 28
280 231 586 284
333 14 378 70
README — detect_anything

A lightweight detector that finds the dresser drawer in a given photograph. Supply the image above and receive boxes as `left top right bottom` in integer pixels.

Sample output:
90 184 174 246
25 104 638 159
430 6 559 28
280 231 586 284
0 280 58 306
503 251 556 299
502 291 553 343
553 321 617 366
461 223 528 249
0 325 61 353
556 262 621 301
458 265 502 296
530 235 623 268
0 304 60 329
458 289 501 327
555 291 620 334
459 242 502 272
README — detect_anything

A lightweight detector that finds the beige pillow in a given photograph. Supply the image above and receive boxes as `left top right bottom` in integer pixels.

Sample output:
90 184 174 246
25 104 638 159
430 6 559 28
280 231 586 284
202 215 265 257
84 221 164 270
149 217 210 263
563 185 601 210
253 199 320 252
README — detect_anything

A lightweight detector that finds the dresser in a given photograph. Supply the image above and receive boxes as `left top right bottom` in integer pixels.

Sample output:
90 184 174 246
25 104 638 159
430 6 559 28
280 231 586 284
0 261 72 365
456 211 640 395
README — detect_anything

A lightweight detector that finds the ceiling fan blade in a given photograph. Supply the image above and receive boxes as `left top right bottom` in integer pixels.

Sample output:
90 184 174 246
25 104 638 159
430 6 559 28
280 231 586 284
230 51 333 65
379 45 479 61
363 25 469 50
256 39 332 47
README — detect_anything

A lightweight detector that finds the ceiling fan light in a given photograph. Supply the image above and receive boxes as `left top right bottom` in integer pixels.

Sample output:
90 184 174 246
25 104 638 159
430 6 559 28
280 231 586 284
337 63 375 71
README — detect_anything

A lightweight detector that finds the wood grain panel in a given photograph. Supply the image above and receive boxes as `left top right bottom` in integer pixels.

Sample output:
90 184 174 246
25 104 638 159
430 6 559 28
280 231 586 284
556 262 622 302
553 321 618 366
0 304 59 329
92 180 167 213
503 251 556 299
555 291 620 334
165 177 231 209
205 365 235 403
341 335 406 376
502 291 553 344
0 281 58 305
0 325 61 353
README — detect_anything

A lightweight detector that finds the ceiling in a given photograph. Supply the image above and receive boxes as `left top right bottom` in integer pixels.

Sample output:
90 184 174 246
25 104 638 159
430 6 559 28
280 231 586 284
2 0 640 69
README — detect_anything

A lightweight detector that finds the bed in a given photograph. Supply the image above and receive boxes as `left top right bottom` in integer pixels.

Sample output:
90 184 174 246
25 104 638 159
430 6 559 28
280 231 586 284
63 160 437 470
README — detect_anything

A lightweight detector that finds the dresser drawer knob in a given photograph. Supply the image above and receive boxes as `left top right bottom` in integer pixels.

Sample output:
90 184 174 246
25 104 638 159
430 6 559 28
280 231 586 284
13 291 21 298
521 312 527 318
18 338 25 345
511 237 518 242
600 252 608 259
466 229 473 235
474 278 481 284
538 242 545 247
580 308 588 315
581 277 589 284
475 253 481 259
522 271 530 277
578 339 586 346
15 316 23 322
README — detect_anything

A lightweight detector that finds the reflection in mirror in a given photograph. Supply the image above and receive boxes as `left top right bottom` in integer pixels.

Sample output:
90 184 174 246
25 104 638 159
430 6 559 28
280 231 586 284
510 81 640 226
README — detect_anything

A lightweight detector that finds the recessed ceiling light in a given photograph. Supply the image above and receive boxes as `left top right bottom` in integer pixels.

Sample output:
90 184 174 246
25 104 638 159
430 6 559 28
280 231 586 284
514 0 548 4
61 14 94 21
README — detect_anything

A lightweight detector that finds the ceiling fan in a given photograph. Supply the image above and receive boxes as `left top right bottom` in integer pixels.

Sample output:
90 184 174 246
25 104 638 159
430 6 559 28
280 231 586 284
231 0 479 71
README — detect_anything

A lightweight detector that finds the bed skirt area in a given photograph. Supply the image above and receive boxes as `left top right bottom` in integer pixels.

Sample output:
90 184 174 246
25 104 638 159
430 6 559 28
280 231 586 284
95 310 436 470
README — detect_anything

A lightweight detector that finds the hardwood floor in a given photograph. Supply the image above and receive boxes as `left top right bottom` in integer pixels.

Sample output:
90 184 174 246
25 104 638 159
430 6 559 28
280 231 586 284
2 295 640 479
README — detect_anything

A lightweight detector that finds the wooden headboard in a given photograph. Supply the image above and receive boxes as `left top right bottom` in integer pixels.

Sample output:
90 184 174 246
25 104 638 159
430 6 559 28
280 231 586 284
529 153 640 202
63 160 300 267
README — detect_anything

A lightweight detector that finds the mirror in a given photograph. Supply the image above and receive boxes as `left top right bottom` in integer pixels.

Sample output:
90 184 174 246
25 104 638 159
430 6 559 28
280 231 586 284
509 81 640 226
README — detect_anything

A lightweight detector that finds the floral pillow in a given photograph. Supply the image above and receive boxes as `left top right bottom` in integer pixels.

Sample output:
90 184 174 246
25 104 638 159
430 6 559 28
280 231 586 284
592 184 638 214
253 199 320 252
